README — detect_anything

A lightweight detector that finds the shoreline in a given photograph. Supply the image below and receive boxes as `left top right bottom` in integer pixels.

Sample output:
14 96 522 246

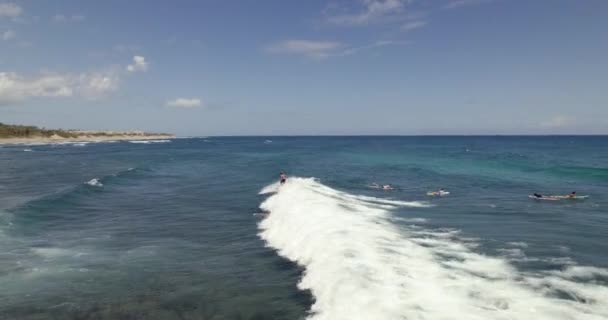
0 134 175 145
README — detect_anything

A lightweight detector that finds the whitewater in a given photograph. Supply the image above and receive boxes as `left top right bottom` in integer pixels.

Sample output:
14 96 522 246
258 178 608 320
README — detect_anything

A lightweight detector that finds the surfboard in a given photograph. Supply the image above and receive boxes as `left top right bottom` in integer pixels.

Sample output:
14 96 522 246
427 191 450 196
552 195 589 200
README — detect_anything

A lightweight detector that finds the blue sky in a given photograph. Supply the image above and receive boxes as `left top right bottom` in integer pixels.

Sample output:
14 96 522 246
0 0 607 135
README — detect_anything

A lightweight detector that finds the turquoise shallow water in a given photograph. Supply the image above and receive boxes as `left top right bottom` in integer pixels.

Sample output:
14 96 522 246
0 136 607 319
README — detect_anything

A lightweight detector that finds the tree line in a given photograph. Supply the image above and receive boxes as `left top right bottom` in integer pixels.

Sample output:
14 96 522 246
0 123 171 138
0 123 79 138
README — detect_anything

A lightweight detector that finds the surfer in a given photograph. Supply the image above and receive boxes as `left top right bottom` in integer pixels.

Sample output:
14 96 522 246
567 191 576 198
533 193 543 198
434 188 447 195
280 172 287 185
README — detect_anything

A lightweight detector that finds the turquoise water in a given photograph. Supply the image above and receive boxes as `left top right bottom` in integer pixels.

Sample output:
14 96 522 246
0 137 607 319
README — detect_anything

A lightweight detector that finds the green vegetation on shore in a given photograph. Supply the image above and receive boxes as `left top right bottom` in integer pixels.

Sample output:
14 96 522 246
0 123 78 138
0 123 171 138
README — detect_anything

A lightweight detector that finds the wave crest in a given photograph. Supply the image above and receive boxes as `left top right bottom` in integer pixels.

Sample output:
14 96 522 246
86 178 103 187
257 178 608 320
128 140 171 144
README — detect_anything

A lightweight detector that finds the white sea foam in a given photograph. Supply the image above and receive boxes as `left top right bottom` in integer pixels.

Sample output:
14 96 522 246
72 142 88 147
52 141 78 145
21 142 45 146
258 177 608 320
259 181 281 195
31 247 74 258
23 148 32 152
507 241 529 248
552 266 608 279
497 248 526 259
86 178 103 187
128 139 171 144
392 217 428 224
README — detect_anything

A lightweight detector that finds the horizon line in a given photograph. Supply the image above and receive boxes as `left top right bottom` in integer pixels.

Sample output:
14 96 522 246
181 134 608 138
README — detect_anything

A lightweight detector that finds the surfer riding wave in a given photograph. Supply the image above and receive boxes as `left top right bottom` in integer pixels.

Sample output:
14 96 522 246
258 178 606 320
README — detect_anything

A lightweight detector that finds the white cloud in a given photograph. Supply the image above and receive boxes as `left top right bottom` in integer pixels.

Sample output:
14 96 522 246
339 40 404 56
540 115 575 128
0 71 119 105
78 72 119 98
266 39 402 59
401 20 427 32
0 72 73 104
166 98 203 108
326 0 408 26
0 3 22 18
0 56 146 105
53 14 86 23
126 55 148 73
1 29 15 40
266 40 344 59
443 0 493 9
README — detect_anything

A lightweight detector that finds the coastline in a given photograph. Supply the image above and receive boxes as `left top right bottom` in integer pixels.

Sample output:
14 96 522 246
0 134 175 145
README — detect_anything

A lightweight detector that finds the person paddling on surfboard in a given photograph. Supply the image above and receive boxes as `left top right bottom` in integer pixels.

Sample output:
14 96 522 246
279 172 287 185
567 191 576 198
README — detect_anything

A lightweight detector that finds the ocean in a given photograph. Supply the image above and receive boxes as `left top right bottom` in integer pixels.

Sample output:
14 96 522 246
1 136 607 319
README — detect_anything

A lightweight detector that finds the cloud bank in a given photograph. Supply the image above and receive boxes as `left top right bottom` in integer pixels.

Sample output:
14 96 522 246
0 55 152 106
0 71 119 105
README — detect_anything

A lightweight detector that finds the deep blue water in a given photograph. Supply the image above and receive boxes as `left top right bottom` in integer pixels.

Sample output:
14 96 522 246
0 137 607 319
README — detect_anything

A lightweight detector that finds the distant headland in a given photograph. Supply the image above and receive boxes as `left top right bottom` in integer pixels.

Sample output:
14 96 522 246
0 123 174 144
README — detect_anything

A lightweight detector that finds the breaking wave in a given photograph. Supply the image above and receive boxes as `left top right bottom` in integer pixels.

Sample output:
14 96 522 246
85 178 103 187
257 177 608 320
128 140 171 144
